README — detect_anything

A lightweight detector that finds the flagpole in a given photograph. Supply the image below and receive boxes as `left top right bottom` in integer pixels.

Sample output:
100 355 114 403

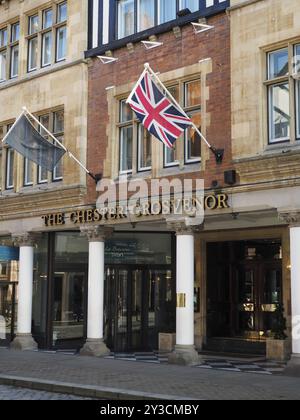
144 63 224 164
126 67 148 104
1 110 26 144
22 107 100 183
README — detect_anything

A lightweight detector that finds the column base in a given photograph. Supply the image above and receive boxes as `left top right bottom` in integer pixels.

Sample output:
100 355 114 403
10 334 38 351
284 354 300 377
168 345 200 366
80 339 110 358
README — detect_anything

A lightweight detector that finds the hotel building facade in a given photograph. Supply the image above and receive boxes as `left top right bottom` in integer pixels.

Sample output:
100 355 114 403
0 0 300 366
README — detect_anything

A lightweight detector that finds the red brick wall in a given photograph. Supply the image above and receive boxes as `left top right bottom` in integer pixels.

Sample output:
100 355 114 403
86 12 232 204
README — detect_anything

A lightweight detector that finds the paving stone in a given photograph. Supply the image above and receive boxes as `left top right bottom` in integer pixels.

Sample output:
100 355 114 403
0 385 92 400
0 348 299 400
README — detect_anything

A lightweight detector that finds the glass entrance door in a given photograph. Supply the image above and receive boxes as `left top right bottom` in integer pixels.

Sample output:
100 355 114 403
0 282 17 345
52 271 87 348
105 267 175 352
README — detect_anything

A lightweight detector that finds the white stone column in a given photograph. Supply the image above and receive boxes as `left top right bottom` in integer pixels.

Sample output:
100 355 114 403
290 225 300 359
168 222 199 365
10 234 37 351
80 226 113 357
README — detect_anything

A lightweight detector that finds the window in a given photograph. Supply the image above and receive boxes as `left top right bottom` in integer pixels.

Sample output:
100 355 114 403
138 125 152 171
267 48 292 144
0 28 7 82
26 2 67 72
24 158 33 186
117 0 201 39
184 80 201 163
52 110 64 181
138 0 155 32
6 147 14 190
295 44 300 139
159 0 177 24
119 101 134 174
118 0 135 39
56 2 67 61
37 110 64 183
56 26 67 62
42 9 53 67
10 22 19 78
180 0 199 13
28 15 39 72
37 114 50 184
164 79 201 166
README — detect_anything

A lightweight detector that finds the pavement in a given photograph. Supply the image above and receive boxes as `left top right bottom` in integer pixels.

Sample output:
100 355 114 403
0 348 300 400
0 385 93 400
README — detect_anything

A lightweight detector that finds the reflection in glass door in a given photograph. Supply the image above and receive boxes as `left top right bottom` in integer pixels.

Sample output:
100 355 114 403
0 282 17 344
105 267 175 352
52 272 86 348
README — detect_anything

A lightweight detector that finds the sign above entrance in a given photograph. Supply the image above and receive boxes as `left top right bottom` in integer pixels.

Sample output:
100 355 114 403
41 194 230 228
0 246 19 261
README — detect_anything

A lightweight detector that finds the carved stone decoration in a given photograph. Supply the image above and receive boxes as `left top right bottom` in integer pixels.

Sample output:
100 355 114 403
12 233 38 247
166 217 204 235
80 225 114 242
279 212 300 226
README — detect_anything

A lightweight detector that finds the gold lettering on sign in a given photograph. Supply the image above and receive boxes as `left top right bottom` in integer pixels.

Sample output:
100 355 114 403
42 213 65 227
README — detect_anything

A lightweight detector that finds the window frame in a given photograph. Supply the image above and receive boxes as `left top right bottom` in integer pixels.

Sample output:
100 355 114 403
5 147 14 190
116 0 203 41
265 44 300 146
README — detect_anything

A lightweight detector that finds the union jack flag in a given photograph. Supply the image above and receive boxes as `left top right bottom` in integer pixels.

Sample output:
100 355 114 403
127 70 192 149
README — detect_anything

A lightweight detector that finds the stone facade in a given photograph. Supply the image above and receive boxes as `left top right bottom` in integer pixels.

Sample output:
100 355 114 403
0 0 88 233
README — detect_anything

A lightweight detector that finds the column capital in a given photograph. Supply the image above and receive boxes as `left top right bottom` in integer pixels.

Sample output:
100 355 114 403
279 211 300 227
166 217 203 235
80 225 114 242
12 233 38 247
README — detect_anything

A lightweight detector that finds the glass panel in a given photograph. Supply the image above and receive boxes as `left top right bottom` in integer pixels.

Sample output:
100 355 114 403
53 135 63 180
29 15 39 35
43 9 53 29
56 26 67 61
269 83 290 143
57 2 67 23
120 126 133 173
268 48 289 79
138 125 152 171
24 158 33 186
52 272 85 344
0 28 7 47
120 100 133 122
42 32 52 67
185 111 201 162
6 148 14 189
263 269 282 305
138 0 155 32
52 233 88 347
53 110 64 133
180 0 199 13
105 233 172 265
11 23 20 43
165 145 179 166
131 270 142 350
185 80 201 107
0 284 17 343
147 270 175 349
10 45 19 78
28 37 38 71
118 0 135 39
32 235 48 344
0 50 7 82
159 0 177 24
238 269 255 334
0 241 19 344
38 114 50 183
115 269 128 351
